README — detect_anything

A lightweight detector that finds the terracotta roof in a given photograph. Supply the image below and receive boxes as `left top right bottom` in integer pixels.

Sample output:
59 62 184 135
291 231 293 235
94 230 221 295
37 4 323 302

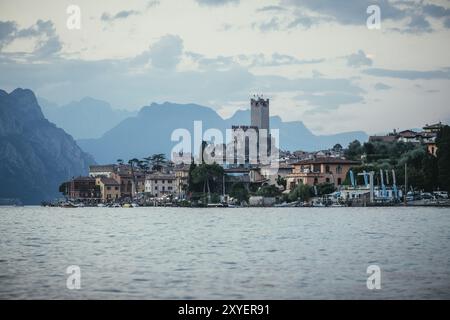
98 177 119 185
293 157 360 165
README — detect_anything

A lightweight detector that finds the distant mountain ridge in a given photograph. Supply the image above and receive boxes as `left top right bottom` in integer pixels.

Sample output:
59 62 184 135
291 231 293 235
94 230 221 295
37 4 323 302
39 97 136 139
78 102 368 164
0 88 95 204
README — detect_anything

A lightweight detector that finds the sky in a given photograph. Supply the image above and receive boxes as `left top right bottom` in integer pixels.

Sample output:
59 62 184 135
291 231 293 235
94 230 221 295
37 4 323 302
0 0 450 135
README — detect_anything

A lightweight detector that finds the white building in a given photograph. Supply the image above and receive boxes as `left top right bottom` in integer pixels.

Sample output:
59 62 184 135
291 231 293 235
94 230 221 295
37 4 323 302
89 164 116 178
144 173 177 198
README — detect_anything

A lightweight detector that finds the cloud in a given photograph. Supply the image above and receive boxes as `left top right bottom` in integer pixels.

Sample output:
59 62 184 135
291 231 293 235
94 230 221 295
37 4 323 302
187 52 324 69
252 17 281 32
256 6 286 12
363 68 450 80
146 1 160 9
295 92 364 112
402 14 432 33
422 3 450 19
346 50 373 68
0 21 17 49
282 0 405 25
0 20 62 58
195 0 239 6
287 13 317 29
134 34 184 69
0 48 363 112
101 10 140 22
279 0 450 33
374 82 392 90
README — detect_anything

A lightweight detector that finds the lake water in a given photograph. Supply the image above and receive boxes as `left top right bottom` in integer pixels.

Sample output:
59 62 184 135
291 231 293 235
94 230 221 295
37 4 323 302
1 206 450 299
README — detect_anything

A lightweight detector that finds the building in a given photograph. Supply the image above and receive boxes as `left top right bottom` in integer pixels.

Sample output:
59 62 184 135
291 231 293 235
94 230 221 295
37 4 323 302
260 163 293 187
95 177 120 202
286 157 360 190
369 135 397 143
423 122 444 134
228 96 272 166
89 164 116 178
174 164 190 199
145 173 177 198
111 172 135 198
60 176 101 201
251 96 270 131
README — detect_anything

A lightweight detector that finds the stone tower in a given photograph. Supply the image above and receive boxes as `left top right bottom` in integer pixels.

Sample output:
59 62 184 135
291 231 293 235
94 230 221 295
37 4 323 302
251 96 269 131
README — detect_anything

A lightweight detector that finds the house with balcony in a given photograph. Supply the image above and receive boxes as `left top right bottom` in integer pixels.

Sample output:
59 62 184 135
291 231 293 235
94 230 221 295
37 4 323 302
286 157 360 190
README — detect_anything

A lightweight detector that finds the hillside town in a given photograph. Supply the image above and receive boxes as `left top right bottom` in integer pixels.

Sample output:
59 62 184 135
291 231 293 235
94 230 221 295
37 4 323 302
55 97 450 208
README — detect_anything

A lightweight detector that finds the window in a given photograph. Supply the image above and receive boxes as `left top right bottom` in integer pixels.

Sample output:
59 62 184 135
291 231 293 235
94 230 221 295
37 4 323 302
168 186 172 190
155 186 158 190
155 180 158 184
314 178 318 185
325 165 330 173
115 187 119 191
326 178 330 183
107 186 111 191
336 166 342 174
337 178 342 185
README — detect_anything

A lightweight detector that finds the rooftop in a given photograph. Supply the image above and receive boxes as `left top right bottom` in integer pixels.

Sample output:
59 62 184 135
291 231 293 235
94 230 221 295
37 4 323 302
97 177 119 185
293 157 360 165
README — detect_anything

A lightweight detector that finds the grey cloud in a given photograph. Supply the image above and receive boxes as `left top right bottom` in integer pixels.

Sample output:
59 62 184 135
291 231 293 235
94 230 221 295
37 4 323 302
0 50 363 112
346 50 373 68
423 4 450 18
281 0 450 33
363 68 450 80
295 92 364 112
253 17 281 32
282 0 405 25
256 6 286 12
374 82 392 90
404 14 432 33
146 1 160 9
187 52 324 69
195 0 239 6
445 17 450 28
0 21 17 48
149 34 184 69
287 13 316 29
101 10 140 22
0 20 62 57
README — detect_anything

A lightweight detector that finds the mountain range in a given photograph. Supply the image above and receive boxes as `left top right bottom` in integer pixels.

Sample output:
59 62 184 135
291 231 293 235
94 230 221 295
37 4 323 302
39 97 136 140
0 89 95 204
77 102 368 164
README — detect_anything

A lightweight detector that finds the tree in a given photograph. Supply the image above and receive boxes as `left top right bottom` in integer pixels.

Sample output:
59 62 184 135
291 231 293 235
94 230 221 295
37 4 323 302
146 154 167 172
128 158 140 199
256 185 281 197
229 182 249 203
437 125 450 192
345 140 363 160
190 163 224 199
332 143 343 152
276 175 287 190
316 183 335 195
288 184 312 202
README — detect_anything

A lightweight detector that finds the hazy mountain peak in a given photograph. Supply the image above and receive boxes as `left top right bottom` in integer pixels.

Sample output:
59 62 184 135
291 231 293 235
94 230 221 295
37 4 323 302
1 88 44 121
0 88 95 204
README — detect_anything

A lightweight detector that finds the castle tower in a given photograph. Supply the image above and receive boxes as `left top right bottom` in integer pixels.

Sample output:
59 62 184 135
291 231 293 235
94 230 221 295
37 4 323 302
251 96 269 131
